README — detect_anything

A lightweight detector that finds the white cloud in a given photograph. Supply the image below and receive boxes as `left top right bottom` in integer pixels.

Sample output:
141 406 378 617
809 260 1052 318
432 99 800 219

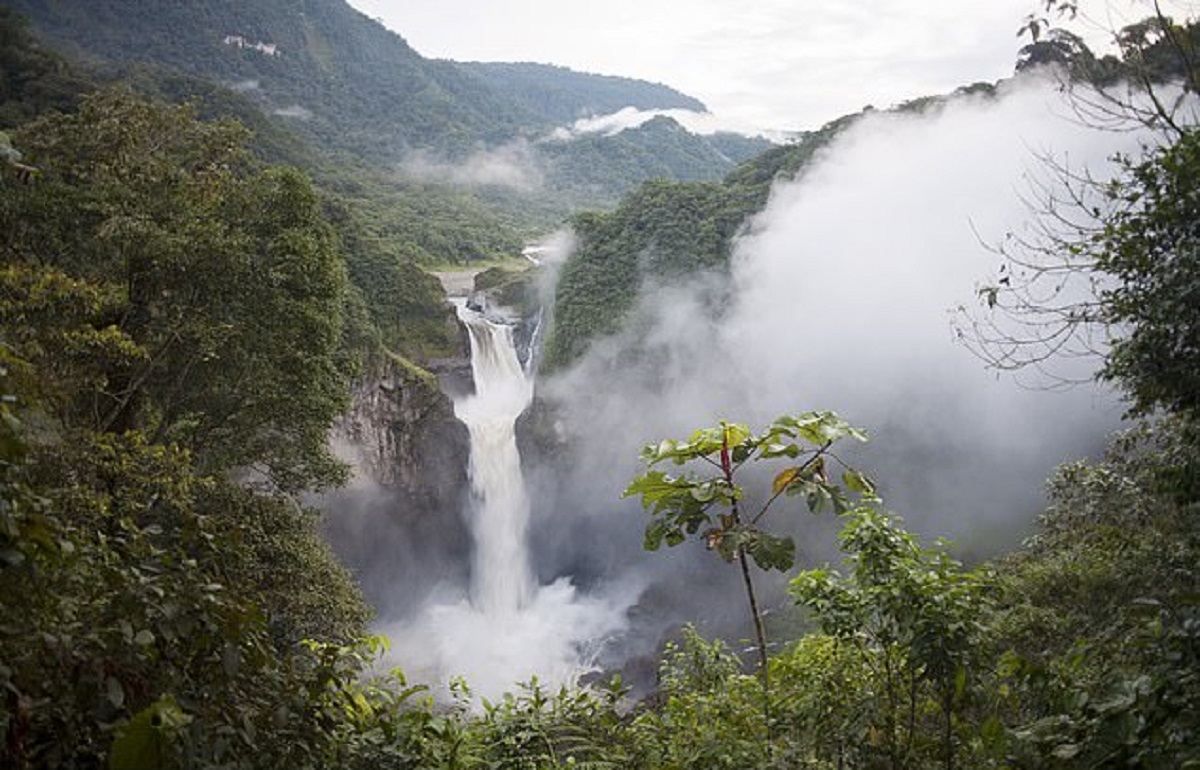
558 106 789 141
539 75 1152 571
398 140 544 191
350 0 1197 132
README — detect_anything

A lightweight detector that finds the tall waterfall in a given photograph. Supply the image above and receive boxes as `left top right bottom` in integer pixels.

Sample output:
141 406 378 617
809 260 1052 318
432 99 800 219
453 303 535 614
380 297 636 703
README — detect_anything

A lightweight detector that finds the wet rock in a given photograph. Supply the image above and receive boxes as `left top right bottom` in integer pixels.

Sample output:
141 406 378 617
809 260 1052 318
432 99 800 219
324 351 474 615
338 352 469 498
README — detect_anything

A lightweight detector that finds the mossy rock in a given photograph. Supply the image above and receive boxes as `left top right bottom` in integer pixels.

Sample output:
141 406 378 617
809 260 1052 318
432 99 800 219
474 265 538 315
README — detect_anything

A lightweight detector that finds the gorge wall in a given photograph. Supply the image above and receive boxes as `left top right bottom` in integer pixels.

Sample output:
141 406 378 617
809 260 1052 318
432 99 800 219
321 342 474 617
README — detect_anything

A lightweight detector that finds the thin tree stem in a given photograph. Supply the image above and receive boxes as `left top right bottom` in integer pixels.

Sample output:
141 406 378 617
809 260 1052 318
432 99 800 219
737 545 769 677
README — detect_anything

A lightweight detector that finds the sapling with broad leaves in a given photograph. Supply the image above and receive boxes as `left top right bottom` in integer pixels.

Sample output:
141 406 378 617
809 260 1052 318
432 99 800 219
622 411 878 678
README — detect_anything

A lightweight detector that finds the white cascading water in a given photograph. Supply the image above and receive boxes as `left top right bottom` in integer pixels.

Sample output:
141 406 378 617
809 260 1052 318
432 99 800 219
453 304 535 613
381 299 636 702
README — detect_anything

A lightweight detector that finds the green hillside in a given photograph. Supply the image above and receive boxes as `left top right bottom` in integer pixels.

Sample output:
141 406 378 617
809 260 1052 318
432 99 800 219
457 60 705 123
4 0 535 159
541 115 771 206
5 0 776 236
468 118 775 232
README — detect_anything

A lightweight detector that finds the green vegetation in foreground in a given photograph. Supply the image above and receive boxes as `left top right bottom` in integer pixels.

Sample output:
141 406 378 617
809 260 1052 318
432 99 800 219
624 412 876 676
0 87 378 768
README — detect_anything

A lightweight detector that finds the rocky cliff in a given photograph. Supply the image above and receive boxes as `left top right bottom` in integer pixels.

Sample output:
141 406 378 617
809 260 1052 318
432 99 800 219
322 346 474 616
323 267 547 617
338 351 469 499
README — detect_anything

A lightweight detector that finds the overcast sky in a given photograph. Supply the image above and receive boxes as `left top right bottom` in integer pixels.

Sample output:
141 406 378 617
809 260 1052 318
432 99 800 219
347 0 1197 133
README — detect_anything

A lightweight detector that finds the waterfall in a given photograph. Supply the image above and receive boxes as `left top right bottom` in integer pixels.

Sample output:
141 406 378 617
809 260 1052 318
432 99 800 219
379 298 636 702
524 308 544 375
453 303 535 614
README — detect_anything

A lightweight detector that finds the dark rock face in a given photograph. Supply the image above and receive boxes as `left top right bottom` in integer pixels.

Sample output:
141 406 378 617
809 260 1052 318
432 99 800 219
515 392 566 474
322 351 474 617
339 356 469 497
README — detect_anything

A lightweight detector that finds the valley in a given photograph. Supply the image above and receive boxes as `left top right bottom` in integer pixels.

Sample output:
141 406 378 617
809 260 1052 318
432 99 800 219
1 2 1198 768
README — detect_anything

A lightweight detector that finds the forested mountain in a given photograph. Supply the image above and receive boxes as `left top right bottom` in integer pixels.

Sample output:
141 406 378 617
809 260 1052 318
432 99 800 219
4 0 775 230
457 60 706 124
3 0 534 159
6 0 737 165
0 7 468 371
539 115 773 208
541 82 1002 368
0 5 90 123
706 130 779 163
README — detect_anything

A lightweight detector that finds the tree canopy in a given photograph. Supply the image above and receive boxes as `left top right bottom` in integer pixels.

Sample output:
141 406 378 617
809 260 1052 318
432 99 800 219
2 89 350 491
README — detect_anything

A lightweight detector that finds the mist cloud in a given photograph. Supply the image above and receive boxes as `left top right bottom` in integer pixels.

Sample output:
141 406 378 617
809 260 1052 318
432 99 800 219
327 73 1164 695
527 73 1156 655
551 106 789 142
400 140 544 191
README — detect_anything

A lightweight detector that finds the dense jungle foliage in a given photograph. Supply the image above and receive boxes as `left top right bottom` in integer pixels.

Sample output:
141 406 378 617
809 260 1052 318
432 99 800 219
0 7 469 361
1 4 1198 769
0 3 529 268
0 85 382 767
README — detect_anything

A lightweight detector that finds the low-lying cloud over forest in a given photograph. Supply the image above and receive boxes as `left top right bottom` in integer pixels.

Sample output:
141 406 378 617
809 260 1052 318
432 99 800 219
525 73 1153 655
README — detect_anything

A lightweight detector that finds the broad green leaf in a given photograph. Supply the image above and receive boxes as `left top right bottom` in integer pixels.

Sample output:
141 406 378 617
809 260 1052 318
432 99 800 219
721 421 751 448
980 715 1005 748
643 521 666 551
742 530 796 572
842 469 876 496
